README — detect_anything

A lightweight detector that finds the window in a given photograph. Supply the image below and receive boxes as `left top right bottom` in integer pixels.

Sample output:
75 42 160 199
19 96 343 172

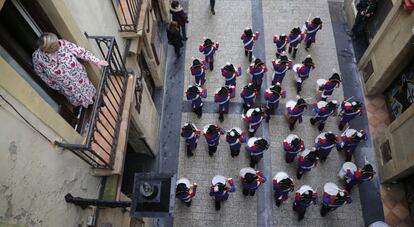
138 53 155 97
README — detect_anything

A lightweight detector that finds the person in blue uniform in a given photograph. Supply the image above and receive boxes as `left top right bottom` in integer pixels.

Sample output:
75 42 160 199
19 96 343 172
241 27 260 62
176 179 197 207
240 83 258 113
321 189 352 217
214 86 235 122
246 137 269 167
294 55 315 94
240 169 267 196
243 107 265 137
296 149 319 179
273 34 288 58
210 177 235 210
199 38 219 71
338 98 363 131
264 83 286 122
286 98 308 130
293 186 318 221
304 17 323 50
221 62 242 87
287 27 304 59
181 123 201 156
203 124 225 156
225 128 247 157
283 134 305 163
338 128 367 161
271 54 292 85
314 131 341 162
310 100 338 131
318 73 341 101
344 160 375 192
248 58 267 92
273 173 294 207
185 85 207 118
190 58 207 86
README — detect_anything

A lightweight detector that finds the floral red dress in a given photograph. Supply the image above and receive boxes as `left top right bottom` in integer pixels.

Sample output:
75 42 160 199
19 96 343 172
32 39 101 108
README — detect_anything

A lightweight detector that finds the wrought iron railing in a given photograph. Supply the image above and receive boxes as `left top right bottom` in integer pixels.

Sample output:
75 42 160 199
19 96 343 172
55 35 129 169
112 0 143 32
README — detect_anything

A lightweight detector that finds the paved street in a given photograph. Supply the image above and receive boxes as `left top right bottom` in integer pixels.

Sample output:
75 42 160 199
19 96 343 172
172 0 367 226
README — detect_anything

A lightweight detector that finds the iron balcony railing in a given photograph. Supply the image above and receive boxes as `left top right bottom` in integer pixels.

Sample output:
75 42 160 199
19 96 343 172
55 35 129 169
112 0 143 32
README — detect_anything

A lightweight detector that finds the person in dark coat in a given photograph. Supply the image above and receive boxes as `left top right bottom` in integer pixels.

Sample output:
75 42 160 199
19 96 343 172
351 0 377 38
170 1 188 40
210 0 216 15
167 21 184 58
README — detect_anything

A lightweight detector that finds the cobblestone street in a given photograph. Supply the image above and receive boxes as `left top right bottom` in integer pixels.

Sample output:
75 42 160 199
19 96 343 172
172 0 372 226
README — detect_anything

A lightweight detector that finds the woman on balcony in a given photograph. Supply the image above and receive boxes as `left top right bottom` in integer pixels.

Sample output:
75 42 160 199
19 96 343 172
32 32 108 112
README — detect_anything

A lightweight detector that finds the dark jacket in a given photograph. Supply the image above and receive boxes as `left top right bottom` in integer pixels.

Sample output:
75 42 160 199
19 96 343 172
167 27 183 47
170 6 188 26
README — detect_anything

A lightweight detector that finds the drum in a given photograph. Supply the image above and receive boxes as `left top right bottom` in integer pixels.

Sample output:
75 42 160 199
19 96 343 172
314 132 326 144
286 100 296 110
298 149 311 158
248 137 258 147
212 175 227 186
316 79 327 92
203 124 211 134
293 63 303 73
342 128 357 138
298 185 313 194
338 162 357 178
317 101 327 109
273 171 289 183
239 167 257 178
286 134 298 144
324 182 340 196
176 178 191 188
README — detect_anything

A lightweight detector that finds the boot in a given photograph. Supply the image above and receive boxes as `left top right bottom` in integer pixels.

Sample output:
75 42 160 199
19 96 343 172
209 61 214 71
305 40 312 51
292 49 297 59
186 201 192 207
249 190 256 196
248 52 253 62
186 145 194 157
245 50 248 56
275 199 281 207
219 112 224 122
276 52 280 59
310 118 316 125
338 123 345 131
249 158 256 168
296 82 302 94
208 145 217 156
289 122 295 131
296 171 303 179
288 46 292 54
243 189 249 196
215 201 221 210
318 123 325 132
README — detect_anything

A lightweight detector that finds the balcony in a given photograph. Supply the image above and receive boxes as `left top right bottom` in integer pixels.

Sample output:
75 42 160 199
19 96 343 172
112 0 143 37
55 36 136 173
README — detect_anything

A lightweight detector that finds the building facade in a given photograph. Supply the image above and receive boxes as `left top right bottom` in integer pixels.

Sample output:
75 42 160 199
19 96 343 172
0 0 169 226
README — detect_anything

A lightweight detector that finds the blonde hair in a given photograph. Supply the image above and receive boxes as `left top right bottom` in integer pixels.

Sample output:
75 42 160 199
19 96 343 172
38 32 59 53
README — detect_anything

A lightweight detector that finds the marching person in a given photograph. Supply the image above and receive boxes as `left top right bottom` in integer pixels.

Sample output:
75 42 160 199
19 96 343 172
338 98 363 131
318 73 341 101
167 21 184 58
241 27 260 62
199 38 219 71
283 134 305 163
240 83 258 114
248 58 267 92
185 85 207 118
287 26 304 59
181 123 201 156
271 54 292 85
210 176 235 210
344 159 375 192
303 17 323 51
214 86 235 122
273 34 288 58
203 124 225 156
338 128 367 162
286 97 308 130
310 100 338 132
226 127 248 157
264 83 286 122
273 172 294 207
170 1 188 40
221 62 242 87
190 58 207 86
239 168 267 196
243 107 265 137
176 178 197 207
294 55 315 94
246 137 269 168
293 185 318 221
296 148 319 179
314 131 341 162
321 184 352 217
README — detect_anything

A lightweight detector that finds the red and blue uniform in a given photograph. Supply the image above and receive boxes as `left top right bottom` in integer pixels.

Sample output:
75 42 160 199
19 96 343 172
288 32 304 49
199 42 219 63
176 184 196 203
272 176 294 206
203 125 225 147
295 64 314 82
311 101 337 128
245 137 269 167
241 31 260 52
283 135 305 163
190 60 207 86
344 164 374 191
221 64 242 86
294 189 318 209
322 191 352 209
271 58 292 84
185 86 207 117
214 86 235 114
339 100 363 126
319 80 337 99
296 150 318 179
243 108 264 135
209 179 235 201
226 128 247 156
240 83 257 111
181 123 201 156
340 129 367 161
287 104 307 130
241 170 267 192
249 61 267 91
273 35 287 57
304 21 322 43
265 86 285 112
314 132 341 160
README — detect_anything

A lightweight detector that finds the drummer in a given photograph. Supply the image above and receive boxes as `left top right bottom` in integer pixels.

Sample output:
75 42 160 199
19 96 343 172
273 172 294 207
286 97 308 130
181 123 201 157
239 168 267 196
338 128 367 162
209 176 235 210
226 127 248 157
243 107 265 137
246 137 269 168
310 100 338 132
221 62 242 87
296 148 319 180
190 58 208 86
338 98 363 131
314 131 341 162
176 178 197 207
283 134 305 163
240 83 258 114
185 85 207 118
321 183 352 217
248 58 267 92
318 73 341 101
214 86 235 122
294 55 315 94
203 124 225 156
293 185 318 221
264 83 286 122
271 54 292 85
344 160 375 192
